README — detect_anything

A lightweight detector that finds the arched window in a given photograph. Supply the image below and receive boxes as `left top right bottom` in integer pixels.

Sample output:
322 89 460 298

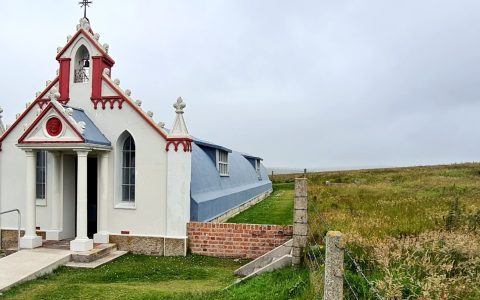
74 45 90 83
121 135 135 202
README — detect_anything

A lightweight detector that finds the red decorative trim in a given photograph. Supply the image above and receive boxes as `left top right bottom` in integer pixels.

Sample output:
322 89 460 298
0 77 59 150
56 29 115 65
46 117 63 137
92 97 124 110
18 102 85 144
91 56 112 100
165 139 192 152
101 76 169 140
37 99 50 109
58 58 71 102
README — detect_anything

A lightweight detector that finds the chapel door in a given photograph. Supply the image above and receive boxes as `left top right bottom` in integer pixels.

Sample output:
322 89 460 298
86 157 98 238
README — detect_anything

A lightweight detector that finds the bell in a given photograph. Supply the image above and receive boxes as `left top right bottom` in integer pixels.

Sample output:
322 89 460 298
83 59 90 68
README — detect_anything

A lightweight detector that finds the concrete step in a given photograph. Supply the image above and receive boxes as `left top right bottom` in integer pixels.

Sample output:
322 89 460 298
65 250 127 269
0 248 71 292
71 243 117 263
234 239 293 277
236 254 292 283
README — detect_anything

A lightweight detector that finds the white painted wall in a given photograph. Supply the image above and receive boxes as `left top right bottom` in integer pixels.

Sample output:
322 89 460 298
166 149 192 238
0 21 192 242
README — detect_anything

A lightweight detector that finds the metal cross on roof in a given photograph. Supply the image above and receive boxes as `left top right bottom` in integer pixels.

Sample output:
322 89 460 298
78 0 92 19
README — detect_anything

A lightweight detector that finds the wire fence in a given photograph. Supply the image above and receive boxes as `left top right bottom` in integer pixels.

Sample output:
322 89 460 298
305 194 383 299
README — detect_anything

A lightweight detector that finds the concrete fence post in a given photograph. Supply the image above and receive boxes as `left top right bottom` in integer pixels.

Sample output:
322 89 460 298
292 178 308 266
324 231 344 300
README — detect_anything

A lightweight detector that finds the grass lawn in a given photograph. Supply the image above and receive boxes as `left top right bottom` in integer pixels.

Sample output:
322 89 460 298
226 183 294 225
1 254 312 300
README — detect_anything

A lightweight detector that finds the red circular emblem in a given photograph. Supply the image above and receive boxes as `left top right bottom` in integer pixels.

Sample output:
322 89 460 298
46 117 63 137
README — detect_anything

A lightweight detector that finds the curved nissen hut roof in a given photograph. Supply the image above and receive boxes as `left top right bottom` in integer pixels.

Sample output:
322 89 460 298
190 142 272 222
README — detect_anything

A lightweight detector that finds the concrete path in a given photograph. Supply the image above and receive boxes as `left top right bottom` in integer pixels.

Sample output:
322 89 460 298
0 248 71 292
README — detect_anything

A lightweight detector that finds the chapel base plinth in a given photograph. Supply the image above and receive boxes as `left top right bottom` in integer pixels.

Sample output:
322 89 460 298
70 238 93 252
45 230 62 241
93 232 109 244
19 236 42 249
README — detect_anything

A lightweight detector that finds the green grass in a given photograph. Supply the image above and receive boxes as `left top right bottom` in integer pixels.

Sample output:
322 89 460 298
273 163 480 298
273 163 480 239
1 254 312 300
226 183 294 225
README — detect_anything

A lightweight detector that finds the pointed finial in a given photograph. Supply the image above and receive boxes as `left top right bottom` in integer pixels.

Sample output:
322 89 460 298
0 107 4 134
170 97 189 136
49 87 61 102
173 97 186 114
79 18 90 31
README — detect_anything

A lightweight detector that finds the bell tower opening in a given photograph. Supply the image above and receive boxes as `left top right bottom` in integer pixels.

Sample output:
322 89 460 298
74 45 90 83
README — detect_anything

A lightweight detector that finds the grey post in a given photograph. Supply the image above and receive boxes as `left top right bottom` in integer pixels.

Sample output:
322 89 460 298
324 231 344 300
292 178 308 266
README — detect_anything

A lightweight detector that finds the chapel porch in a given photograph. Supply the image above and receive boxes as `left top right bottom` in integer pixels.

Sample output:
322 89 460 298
15 99 112 252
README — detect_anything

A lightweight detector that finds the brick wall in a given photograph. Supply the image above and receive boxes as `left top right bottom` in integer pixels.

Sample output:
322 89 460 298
187 222 293 259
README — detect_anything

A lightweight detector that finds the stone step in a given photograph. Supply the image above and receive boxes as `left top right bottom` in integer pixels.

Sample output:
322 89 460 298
71 243 117 263
236 254 292 283
65 250 127 269
234 239 293 277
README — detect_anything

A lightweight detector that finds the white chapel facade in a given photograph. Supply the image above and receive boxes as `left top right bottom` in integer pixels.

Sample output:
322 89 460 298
0 17 271 255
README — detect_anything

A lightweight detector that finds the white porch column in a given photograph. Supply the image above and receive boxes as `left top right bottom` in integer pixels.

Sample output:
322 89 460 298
70 150 93 251
94 152 109 243
20 150 42 249
46 152 62 240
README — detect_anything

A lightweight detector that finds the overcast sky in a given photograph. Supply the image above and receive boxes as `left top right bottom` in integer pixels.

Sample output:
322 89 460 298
1 1 480 170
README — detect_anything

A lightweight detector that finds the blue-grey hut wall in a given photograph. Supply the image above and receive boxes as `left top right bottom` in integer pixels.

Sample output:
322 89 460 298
190 143 272 222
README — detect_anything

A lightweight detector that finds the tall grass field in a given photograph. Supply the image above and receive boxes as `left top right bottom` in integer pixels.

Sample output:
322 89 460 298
273 163 480 299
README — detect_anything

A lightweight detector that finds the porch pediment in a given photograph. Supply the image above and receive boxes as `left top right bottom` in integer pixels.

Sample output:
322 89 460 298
18 100 111 148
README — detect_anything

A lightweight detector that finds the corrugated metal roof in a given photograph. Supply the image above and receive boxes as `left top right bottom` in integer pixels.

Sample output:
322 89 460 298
192 137 232 153
190 142 272 222
67 106 111 146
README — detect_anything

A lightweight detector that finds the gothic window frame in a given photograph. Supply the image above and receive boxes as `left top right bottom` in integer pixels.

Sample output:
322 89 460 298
73 44 91 83
115 131 137 209
121 136 136 203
